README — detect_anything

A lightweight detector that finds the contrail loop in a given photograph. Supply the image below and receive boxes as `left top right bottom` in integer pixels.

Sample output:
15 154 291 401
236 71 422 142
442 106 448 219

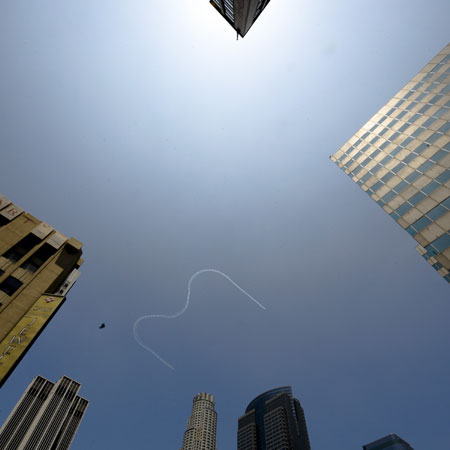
132 269 266 370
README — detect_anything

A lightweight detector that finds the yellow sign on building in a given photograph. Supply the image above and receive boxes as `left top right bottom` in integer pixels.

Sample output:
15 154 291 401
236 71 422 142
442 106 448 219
0 294 65 387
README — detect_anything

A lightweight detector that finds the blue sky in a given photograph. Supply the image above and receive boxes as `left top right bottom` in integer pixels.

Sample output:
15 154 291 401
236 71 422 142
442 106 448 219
0 0 449 448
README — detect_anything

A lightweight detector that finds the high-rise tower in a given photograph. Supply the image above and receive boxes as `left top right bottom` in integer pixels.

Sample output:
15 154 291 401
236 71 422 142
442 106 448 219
363 433 414 450
180 393 217 450
0 194 83 388
237 386 311 450
210 0 272 38
0 375 88 450
331 44 450 283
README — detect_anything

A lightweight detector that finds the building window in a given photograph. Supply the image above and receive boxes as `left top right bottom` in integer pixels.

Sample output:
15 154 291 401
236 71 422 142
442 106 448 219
20 243 57 273
223 0 234 20
428 233 450 253
0 215 10 227
3 234 42 263
0 276 23 296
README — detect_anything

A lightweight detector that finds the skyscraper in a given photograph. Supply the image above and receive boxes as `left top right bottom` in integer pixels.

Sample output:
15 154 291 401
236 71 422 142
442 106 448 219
210 0 272 38
0 195 83 388
237 386 311 450
0 375 88 450
330 44 450 283
363 433 414 450
180 393 218 450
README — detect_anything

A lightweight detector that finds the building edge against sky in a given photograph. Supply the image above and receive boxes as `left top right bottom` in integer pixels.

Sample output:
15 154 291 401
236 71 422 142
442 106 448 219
180 392 218 450
331 43 450 283
363 433 414 450
210 0 272 38
0 375 88 449
0 194 83 388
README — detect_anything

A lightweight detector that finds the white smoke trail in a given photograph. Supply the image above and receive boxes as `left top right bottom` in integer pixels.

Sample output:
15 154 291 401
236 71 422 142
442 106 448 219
132 269 266 370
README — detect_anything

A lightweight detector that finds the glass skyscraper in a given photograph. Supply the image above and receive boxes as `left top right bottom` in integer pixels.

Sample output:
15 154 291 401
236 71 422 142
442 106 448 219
210 0 272 38
331 43 450 283
237 386 311 450
0 375 88 450
363 433 414 450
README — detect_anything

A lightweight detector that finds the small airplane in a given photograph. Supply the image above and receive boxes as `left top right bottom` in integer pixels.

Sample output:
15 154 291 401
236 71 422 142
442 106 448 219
99 323 105 329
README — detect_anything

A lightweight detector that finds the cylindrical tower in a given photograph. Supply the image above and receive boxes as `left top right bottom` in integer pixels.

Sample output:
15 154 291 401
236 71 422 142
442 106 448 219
181 393 217 450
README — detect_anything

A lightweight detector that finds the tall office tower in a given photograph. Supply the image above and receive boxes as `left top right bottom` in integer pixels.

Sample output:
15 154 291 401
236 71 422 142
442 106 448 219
237 386 311 450
363 433 414 450
210 0 272 38
330 44 450 283
0 195 83 388
0 375 88 450
180 393 218 450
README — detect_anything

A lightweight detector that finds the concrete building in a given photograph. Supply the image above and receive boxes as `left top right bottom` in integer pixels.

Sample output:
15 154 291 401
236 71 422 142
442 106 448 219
0 375 88 450
363 433 414 450
0 195 83 388
210 0 272 38
330 44 450 283
237 386 311 450
180 393 217 450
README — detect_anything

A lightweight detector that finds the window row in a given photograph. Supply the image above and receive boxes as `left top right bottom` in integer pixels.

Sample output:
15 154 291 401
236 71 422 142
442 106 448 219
429 53 450 70
405 196 450 237
346 131 446 175
424 233 450 257
389 189 449 221
364 142 449 188
223 0 234 20
338 103 449 165
364 147 449 201
351 140 449 195
418 68 450 84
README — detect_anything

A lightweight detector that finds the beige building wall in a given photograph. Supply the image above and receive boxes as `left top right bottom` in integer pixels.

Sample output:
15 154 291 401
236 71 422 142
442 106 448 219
0 195 83 387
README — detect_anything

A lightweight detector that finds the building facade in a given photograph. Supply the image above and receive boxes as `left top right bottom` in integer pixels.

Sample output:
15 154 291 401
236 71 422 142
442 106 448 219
237 386 311 450
210 0 272 37
0 195 83 388
330 44 450 283
0 375 88 450
363 433 414 450
180 392 218 450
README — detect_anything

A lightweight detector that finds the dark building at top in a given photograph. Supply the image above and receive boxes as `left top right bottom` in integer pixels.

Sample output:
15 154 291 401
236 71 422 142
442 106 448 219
237 386 311 450
210 0 272 38
363 434 414 450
